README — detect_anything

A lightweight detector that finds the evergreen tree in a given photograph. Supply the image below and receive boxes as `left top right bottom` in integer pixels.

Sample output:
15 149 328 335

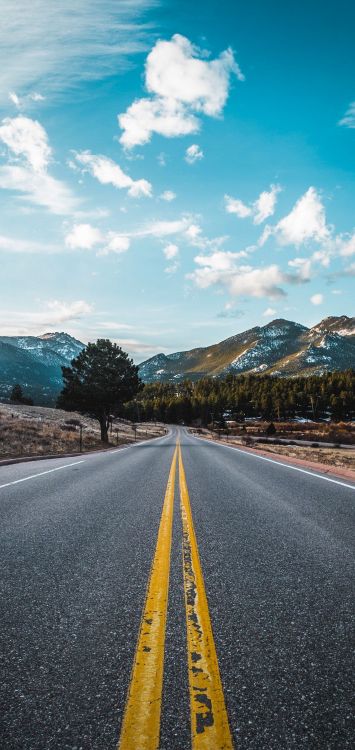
57 339 141 442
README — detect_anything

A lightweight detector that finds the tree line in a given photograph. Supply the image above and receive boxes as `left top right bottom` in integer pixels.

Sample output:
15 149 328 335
122 370 355 425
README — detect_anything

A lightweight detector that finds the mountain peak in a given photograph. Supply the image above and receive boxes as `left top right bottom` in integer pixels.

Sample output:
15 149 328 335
138 315 355 382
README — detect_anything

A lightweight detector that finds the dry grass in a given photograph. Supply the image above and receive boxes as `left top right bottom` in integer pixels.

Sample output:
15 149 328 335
0 403 166 459
248 442 355 472
190 427 355 472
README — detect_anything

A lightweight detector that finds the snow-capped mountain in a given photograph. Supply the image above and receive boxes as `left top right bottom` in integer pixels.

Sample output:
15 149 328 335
0 332 84 404
139 316 355 382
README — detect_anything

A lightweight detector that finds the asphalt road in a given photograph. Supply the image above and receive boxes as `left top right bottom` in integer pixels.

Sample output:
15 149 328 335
0 427 354 749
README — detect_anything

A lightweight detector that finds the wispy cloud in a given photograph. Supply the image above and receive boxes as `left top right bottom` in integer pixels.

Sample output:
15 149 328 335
74 151 153 198
0 115 78 214
0 299 93 335
338 101 355 129
0 234 61 254
225 184 281 224
0 0 157 103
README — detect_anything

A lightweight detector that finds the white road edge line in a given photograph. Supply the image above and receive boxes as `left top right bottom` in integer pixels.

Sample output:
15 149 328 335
0 461 85 490
191 434 355 492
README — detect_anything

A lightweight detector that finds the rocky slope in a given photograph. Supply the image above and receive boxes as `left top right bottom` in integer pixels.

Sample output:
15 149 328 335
139 316 355 382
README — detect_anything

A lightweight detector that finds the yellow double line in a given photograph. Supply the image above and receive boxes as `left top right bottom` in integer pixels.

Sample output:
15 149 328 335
118 439 233 750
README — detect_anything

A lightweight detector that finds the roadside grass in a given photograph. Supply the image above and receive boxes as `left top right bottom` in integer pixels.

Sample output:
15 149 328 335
191 424 355 472
0 403 165 458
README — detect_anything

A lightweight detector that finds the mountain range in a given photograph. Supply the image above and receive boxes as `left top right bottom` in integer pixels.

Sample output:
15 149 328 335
0 316 354 404
139 315 355 382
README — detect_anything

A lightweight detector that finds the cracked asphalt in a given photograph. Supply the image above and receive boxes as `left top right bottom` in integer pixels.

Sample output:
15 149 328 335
0 427 354 749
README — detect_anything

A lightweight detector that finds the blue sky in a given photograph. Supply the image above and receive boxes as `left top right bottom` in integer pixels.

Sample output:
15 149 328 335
0 0 354 360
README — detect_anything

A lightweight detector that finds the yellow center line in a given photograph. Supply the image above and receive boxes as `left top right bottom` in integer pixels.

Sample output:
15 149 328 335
178 443 234 750
118 444 178 750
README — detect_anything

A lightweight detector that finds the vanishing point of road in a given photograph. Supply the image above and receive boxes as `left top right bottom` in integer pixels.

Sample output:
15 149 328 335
0 427 354 749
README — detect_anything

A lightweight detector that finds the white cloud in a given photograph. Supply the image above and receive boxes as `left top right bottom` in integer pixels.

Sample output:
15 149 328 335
9 92 21 107
338 231 355 257
288 257 312 281
65 223 103 249
44 299 93 322
118 33 243 148
0 299 93 335
0 115 78 214
253 185 282 224
225 184 281 224
8 91 45 109
163 243 179 260
0 116 51 171
188 252 287 298
74 151 152 198
225 195 252 218
185 144 204 164
118 96 199 149
97 233 130 256
263 307 277 317
261 187 330 247
310 293 324 306
165 261 179 274
65 224 130 256
134 216 194 238
338 102 355 129
0 234 59 254
0 0 156 103
0 164 79 214
160 190 176 201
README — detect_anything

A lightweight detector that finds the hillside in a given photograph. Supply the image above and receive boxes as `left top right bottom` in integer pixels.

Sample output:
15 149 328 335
0 332 84 404
139 316 355 382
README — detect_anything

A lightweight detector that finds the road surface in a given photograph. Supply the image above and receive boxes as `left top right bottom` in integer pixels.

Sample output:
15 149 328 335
0 427 354 749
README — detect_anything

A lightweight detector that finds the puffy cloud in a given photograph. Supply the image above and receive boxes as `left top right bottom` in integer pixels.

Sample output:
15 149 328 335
97 233 130 256
188 251 287 298
288 257 312 281
160 190 176 201
310 293 324 305
163 243 179 259
118 96 199 149
65 223 103 249
225 195 252 219
185 144 204 164
118 34 243 148
263 307 277 317
0 116 51 171
261 187 329 247
338 101 355 129
74 151 152 198
0 164 78 214
65 224 130 256
225 184 281 224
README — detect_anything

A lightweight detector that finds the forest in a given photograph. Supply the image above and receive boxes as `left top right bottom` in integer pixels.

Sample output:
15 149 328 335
123 370 355 425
